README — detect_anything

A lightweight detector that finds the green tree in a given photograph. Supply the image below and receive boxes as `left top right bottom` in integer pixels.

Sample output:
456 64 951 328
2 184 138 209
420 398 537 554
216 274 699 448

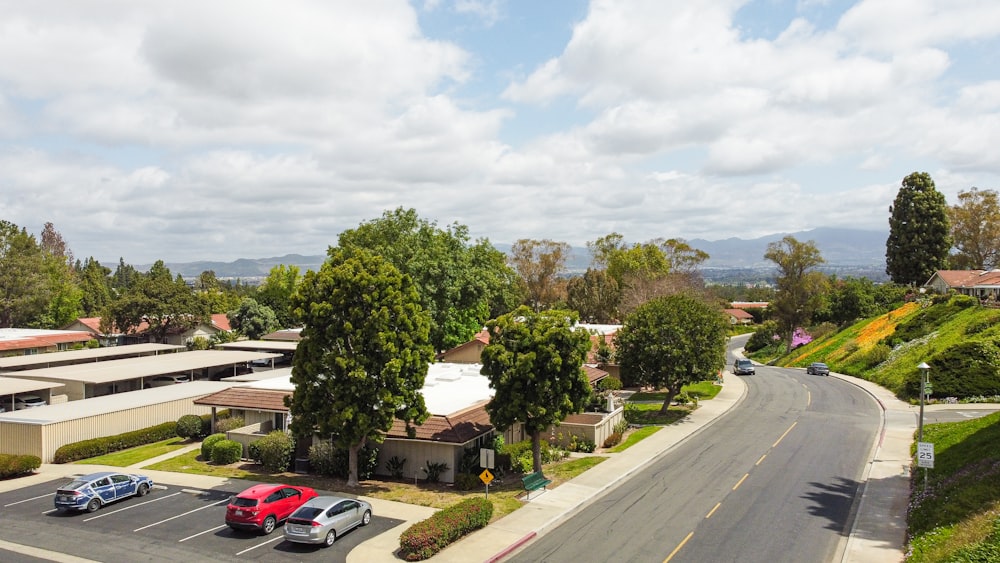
35 222 82 328
286 247 433 487
508 239 570 312
886 172 951 285
0 220 49 327
820 277 879 326
228 297 279 340
102 261 208 342
480 306 592 473
566 268 620 323
256 264 301 328
339 208 520 351
615 294 728 414
764 236 827 352
77 257 112 316
948 187 1000 270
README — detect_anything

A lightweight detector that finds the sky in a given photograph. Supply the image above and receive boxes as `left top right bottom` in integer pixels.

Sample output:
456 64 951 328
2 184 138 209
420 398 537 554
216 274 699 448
1 0 999 265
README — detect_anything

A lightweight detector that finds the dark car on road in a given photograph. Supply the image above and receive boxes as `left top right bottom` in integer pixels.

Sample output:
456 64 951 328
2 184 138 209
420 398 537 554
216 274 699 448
806 362 831 376
733 359 755 375
54 471 154 512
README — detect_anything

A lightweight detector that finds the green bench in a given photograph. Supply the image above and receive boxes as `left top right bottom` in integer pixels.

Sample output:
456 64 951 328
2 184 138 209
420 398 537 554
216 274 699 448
521 471 552 499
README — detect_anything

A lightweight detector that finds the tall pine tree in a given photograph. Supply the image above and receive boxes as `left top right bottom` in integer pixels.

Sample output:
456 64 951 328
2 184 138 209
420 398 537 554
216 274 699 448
886 172 951 285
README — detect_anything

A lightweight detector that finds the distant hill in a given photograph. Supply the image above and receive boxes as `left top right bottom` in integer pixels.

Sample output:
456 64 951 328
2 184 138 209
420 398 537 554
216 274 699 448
134 227 889 281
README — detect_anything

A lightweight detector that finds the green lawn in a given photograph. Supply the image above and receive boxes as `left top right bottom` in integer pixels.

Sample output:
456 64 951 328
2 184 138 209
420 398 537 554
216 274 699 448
610 426 661 452
630 380 721 402
74 437 188 467
624 402 692 425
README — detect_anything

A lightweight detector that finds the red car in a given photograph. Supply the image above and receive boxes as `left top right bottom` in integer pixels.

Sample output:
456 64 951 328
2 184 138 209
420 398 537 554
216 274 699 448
225 484 319 535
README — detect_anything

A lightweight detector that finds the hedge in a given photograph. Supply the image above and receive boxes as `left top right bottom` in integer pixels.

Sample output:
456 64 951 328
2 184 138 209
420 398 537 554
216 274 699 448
176 414 204 439
0 454 41 478
399 497 494 561
201 433 227 460
52 421 178 463
210 439 243 465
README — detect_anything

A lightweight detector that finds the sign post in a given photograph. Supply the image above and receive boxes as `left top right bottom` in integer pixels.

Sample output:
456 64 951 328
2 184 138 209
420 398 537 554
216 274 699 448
917 442 934 469
480 448 495 499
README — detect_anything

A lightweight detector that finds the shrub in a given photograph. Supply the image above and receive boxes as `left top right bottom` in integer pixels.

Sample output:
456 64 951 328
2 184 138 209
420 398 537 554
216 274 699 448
176 414 204 439
254 431 294 473
52 421 177 464
307 440 379 479
386 455 407 479
215 416 245 433
613 418 629 434
920 342 1000 399
597 376 622 391
0 454 41 478
210 439 243 465
745 321 779 352
603 432 623 448
247 441 262 464
422 460 450 483
863 343 891 368
453 472 482 491
398 497 494 561
201 433 227 460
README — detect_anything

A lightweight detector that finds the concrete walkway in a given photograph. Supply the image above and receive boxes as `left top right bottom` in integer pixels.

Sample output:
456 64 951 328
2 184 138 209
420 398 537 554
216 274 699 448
3 368 968 563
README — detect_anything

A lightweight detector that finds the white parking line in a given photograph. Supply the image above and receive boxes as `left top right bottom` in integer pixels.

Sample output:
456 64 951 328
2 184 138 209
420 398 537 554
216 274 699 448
133 498 230 532
82 491 182 521
4 492 54 507
42 508 60 515
235 534 286 556
179 524 227 542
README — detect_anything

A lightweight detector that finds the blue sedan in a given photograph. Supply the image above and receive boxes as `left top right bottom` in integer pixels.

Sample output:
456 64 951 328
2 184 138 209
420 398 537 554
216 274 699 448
54 471 154 512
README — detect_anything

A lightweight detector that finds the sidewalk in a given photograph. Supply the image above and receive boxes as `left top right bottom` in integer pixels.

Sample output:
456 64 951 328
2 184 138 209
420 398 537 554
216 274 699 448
0 369 921 563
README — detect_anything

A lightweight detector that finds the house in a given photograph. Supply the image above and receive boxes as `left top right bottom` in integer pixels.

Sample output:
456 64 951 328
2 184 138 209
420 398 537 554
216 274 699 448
436 329 489 363
0 328 94 357
723 308 755 325
64 314 233 347
730 301 768 310
924 270 1000 303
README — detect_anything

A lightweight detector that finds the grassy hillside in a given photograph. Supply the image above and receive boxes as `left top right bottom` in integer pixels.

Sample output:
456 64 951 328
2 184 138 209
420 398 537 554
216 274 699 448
772 296 1000 401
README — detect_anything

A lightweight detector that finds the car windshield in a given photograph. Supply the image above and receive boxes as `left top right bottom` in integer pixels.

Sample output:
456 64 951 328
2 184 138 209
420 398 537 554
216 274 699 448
737 360 751 366
291 506 323 519
232 497 259 507
815 363 827 367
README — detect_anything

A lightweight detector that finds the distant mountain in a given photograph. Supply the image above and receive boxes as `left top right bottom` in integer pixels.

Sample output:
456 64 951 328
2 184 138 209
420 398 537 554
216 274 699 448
138 228 889 281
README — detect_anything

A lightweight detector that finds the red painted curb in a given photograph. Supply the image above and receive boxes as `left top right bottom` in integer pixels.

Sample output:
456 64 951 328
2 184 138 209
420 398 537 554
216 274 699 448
485 531 537 563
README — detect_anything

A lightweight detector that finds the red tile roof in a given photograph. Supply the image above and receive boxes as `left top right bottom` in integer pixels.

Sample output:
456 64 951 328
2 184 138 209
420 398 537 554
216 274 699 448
724 308 755 320
582 365 609 385
194 387 291 412
0 331 93 351
931 270 1000 287
210 313 232 331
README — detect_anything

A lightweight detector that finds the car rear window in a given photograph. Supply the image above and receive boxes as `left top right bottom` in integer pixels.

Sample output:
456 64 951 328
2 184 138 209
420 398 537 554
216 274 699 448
291 507 323 520
61 480 90 491
232 497 259 507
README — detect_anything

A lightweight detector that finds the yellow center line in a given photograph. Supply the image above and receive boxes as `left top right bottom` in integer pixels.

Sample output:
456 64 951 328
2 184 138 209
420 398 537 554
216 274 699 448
755 454 766 466
664 531 694 562
772 421 797 448
732 473 749 490
705 502 722 519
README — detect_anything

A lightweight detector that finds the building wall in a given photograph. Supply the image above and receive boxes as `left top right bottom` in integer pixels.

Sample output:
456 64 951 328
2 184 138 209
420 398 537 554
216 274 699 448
0 398 216 462
546 407 624 449
375 439 463 484
440 343 484 363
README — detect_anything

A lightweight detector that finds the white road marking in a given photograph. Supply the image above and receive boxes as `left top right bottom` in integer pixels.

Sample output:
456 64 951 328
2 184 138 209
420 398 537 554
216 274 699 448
179 524 228 542
4 492 55 507
235 534 286 555
133 498 229 531
82 491 181 521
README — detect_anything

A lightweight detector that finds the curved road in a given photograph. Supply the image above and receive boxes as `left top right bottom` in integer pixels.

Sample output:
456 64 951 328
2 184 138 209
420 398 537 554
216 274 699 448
511 341 881 563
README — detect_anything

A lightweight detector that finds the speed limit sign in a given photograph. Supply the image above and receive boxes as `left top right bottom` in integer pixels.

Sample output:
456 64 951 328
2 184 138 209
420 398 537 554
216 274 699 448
917 442 934 468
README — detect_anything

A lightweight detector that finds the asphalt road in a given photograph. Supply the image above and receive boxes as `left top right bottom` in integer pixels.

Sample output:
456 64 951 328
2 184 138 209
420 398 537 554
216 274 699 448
510 349 881 563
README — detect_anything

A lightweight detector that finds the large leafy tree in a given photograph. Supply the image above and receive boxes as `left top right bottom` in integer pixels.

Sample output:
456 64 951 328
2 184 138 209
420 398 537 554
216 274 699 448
948 187 1000 270
287 247 433 487
615 294 728 414
102 261 208 342
339 208 520 351
228 297 279 340
35 223 82 328
77 257 113 317
0 220 49 327
764 236 827 352
566 268 620 323
256 264 301 328
508 239 570 312
480 306 592 473
886 172 951 285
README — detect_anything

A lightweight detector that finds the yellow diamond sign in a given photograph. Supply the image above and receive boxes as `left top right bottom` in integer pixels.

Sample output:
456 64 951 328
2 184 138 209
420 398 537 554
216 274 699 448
479 469 494 485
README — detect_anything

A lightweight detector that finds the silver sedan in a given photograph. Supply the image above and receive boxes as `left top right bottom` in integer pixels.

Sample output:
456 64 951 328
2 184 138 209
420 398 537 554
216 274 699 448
283 495 372 547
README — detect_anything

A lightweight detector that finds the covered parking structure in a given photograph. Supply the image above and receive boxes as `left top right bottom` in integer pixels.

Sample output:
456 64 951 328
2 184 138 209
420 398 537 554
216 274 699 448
0 377 66 410
0 343 184 373
0 381 235 462
2 350 281 401
215 340 297 368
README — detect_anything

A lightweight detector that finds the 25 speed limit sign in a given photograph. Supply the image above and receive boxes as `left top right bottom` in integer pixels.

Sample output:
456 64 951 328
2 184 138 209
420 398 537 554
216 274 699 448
917 442 935 468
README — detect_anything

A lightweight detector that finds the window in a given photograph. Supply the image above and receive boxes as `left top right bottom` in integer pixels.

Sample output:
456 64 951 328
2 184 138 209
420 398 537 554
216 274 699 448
110 475 130 484
93 478 111 487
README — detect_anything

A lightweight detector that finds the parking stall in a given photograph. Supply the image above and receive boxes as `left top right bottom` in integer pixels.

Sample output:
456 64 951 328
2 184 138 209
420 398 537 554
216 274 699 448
0 478 401 562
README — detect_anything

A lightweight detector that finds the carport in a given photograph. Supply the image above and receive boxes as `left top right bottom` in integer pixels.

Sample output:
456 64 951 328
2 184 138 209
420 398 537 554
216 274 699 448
216 340 297 368
0 343 184 373
0 377 65 410
2 350 281 400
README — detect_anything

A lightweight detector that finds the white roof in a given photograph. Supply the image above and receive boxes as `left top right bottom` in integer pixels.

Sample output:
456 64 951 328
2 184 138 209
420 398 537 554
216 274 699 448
0 381 235 424
0 343 185 370
216 340 299 352
576 323 621 334
2 350 282 385
0 377 65 395
0 328 90 341
240 363 493 416
220 367 293 382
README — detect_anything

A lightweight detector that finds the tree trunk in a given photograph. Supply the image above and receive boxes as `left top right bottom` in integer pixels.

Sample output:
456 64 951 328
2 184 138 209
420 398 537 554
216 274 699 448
531 430 542 474
347 437 366 487
659 386 673 415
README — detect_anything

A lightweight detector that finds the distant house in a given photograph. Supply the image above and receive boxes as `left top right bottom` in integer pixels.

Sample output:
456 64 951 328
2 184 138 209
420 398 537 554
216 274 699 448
64 314 232 347
436 330 489 363
261 328 302 342
0 328 94 357
730 301 769 310
723 308 755 325
924 270 1000 303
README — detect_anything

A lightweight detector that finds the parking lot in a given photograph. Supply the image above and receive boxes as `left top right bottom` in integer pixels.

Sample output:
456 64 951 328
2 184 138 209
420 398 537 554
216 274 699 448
0 477 403 562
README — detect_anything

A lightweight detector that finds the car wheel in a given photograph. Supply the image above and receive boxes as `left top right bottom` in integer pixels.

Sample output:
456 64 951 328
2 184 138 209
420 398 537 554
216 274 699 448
261 515 277 535
324 530 337 547
137 483 149 497
86 498 101 513
361 510 371 526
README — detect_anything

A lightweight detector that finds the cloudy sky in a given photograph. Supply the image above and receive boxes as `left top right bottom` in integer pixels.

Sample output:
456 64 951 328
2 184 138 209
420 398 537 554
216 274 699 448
2 0 998 265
